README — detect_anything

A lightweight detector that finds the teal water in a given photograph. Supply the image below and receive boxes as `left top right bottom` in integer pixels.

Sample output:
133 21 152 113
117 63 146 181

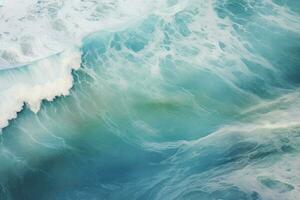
1 0 300 199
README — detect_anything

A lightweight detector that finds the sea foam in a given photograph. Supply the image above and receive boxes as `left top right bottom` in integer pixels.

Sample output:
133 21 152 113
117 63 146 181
0 0 158 67
0 49 81 129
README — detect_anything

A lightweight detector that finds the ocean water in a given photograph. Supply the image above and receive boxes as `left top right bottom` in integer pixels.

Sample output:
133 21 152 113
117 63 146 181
0 0 300 199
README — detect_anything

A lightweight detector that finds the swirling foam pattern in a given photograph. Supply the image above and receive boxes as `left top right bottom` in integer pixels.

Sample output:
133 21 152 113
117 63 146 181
0 0 300 199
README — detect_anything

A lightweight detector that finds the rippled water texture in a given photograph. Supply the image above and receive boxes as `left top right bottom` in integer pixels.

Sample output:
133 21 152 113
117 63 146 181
0 0 300 199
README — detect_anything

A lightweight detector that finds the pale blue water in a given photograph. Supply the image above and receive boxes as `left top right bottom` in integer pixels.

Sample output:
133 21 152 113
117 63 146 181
1 0 300 199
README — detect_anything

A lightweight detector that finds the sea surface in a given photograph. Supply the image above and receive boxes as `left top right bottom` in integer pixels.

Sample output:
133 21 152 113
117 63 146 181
0 0 300 199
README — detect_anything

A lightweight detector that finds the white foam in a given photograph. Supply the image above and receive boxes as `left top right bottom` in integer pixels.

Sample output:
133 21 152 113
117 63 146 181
0 0 159 66
0 49 81 129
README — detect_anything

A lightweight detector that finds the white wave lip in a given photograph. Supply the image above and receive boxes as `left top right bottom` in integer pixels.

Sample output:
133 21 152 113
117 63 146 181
0 49 81 129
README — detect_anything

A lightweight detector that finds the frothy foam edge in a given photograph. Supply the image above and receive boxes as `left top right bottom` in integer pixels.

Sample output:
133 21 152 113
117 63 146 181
0 49 81 129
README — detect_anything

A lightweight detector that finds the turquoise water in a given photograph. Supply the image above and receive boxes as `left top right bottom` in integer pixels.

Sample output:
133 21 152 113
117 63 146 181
1 0 300 199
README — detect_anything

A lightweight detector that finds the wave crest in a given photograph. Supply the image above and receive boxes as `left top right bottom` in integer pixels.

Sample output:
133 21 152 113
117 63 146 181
0 49 81 129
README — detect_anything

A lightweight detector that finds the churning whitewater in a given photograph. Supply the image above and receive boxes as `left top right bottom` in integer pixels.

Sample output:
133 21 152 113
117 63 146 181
0 0 300 200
